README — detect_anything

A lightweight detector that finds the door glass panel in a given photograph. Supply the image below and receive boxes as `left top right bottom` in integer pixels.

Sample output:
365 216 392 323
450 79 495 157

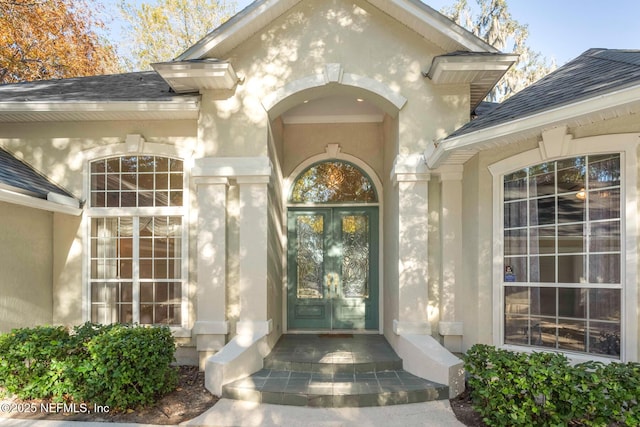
290 161 377 203
341 215 370 298
296 215 325 299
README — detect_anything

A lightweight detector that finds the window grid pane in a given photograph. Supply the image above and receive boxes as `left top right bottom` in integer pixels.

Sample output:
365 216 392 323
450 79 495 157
90 155 184 208
503 154 621 358
90 153 184 327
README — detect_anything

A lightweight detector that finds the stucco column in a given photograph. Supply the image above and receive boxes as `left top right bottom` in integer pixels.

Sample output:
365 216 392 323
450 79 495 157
236 176 272 336
438 167 464 352
393 165 431 335
193 176 229 368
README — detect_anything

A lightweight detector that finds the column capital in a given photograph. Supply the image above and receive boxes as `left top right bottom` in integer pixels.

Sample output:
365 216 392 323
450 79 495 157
193 176 229 186
235 175 271 185
390 154 431 185
436 165 464 182
192 156 272 178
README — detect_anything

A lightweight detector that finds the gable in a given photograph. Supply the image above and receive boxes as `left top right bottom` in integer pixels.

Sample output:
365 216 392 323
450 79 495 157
177 0 497 60
153 0 514 114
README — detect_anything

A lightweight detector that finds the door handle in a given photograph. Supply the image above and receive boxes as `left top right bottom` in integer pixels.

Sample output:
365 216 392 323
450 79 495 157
326 273 339 299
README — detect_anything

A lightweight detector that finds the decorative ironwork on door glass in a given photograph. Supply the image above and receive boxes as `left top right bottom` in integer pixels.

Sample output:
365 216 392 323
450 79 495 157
341 215 369 298
296 215 324 299
290 161 377 203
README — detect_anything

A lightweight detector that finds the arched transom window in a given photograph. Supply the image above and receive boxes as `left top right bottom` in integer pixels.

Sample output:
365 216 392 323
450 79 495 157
289 161 377 204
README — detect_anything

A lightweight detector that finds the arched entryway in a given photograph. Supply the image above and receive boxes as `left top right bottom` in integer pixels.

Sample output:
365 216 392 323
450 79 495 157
286 159 380 331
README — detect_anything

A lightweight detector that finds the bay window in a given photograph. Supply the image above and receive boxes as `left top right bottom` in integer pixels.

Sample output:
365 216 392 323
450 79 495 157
502 154 621 357
88 155 185 326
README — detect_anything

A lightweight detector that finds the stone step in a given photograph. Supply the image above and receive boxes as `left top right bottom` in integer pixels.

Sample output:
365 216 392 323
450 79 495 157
221 368 449 408
263 355 403 374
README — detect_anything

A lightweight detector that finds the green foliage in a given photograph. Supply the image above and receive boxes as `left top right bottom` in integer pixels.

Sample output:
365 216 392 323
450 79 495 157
117 0 237 71
441 0 556 101
0 323 177 410
465 344 640 426
80 324 177 408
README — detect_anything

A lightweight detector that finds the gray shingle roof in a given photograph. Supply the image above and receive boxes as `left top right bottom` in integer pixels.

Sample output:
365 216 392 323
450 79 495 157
0 71 189 102
0 147 74 199
447 49 640 139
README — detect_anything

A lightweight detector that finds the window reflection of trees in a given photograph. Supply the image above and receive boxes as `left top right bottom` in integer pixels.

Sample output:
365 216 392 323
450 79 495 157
290 161 376 203
503 154 622 358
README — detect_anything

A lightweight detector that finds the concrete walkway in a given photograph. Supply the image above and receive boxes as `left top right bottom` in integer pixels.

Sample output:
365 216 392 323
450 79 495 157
0 399 464 426
182 398 465 426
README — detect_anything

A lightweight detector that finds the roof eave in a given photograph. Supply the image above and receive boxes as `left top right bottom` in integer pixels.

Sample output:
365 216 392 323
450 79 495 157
0 99 200 122
0 186 82 216
176 0 301 60
425 83 640 168
427 53 518 110
152 60 239 93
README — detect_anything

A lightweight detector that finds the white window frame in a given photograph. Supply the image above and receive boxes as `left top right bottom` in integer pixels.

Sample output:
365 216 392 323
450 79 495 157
81 140 190 332
489 133 639 362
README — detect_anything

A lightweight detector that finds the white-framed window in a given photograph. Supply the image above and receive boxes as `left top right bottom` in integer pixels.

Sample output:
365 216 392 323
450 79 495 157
503 154 621 357
88 155 185 326
490 134 639 362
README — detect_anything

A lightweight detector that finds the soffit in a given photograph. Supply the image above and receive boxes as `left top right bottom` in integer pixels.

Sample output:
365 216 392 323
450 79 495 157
0 101 200 123
427 53 518 110
152 60 239 94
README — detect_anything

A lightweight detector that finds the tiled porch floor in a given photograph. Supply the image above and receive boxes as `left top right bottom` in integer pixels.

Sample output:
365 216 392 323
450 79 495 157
222 334 449 407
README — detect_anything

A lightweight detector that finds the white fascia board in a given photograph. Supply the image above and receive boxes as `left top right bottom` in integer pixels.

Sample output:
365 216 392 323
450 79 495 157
0 99 200 114
427 54 518 83
47 192 81 209
428 84 640 168
372 0 497 52
176 0 301 60
152 61 239 93
0 188 82 216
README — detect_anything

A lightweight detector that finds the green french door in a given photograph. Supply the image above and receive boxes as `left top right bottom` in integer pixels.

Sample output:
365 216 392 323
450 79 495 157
287 207 379 330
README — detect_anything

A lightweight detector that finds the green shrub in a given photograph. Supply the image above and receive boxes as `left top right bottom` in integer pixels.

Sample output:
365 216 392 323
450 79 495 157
0 323 177 410
464 344 640 427
79 324 178 409
0 325 72 400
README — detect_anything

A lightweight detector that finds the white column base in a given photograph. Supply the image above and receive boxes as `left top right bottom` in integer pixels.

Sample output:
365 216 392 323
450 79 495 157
204 332 271 396
393 319 431 335
236 319 273 336
394 334 465 399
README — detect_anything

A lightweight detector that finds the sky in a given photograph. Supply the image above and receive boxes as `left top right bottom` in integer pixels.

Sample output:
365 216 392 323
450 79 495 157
229 0 640 66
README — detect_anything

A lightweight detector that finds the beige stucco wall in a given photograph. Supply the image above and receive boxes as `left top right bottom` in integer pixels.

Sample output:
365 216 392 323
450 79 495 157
52 213 83 325
459 116 640 355
383 115 400 343
0 119 198 340
0 202 53 333
0 120 197 199
214 0 468 158
0 0 479 361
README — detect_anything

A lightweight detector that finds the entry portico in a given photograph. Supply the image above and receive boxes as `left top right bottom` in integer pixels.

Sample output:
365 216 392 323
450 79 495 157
0 0 519 399
167 0 515 397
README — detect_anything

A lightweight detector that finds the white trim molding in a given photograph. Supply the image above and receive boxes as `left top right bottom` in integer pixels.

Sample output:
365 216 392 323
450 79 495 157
489 133 640 362
428 83 640 168
263 64 407 119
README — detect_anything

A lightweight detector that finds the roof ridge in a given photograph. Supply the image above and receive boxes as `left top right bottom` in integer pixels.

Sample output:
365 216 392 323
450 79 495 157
583 48 640 68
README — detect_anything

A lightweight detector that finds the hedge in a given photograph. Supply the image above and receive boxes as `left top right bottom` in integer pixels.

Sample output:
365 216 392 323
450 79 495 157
0 323 177 410
464 344 640 426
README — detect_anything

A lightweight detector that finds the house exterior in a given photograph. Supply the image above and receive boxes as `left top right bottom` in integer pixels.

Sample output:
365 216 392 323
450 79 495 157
1 0 639 397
